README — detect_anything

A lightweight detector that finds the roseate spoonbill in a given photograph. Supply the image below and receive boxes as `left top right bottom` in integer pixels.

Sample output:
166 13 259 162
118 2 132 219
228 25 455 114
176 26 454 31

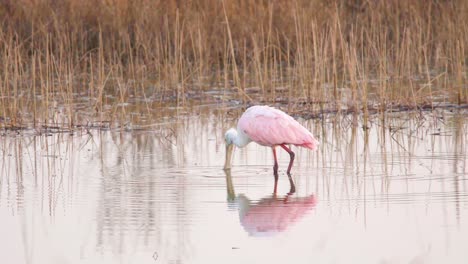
224 105 319 175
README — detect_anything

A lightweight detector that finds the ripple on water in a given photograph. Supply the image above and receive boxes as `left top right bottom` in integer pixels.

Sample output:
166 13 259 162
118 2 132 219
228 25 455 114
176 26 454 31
0 110 467 263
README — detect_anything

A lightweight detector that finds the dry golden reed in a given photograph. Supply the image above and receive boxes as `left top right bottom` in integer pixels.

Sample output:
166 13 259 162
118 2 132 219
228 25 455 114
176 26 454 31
0 0 467 129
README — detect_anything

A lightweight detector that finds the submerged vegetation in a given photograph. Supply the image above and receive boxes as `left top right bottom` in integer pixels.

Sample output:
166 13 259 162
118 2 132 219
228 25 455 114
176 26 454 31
0 0 467 130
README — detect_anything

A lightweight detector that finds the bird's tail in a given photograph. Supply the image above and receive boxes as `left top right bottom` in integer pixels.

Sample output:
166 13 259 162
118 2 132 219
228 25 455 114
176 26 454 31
300 137 319 151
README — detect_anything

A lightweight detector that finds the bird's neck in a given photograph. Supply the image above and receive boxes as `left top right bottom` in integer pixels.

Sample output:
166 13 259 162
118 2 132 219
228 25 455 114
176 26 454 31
233 129 251 148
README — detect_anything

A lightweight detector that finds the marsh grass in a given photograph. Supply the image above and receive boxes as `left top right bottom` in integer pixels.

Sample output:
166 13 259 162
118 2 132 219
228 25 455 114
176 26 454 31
0 0 467 131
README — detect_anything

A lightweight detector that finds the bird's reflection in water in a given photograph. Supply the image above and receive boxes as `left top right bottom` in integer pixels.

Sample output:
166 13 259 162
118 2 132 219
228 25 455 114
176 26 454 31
225 169 317 236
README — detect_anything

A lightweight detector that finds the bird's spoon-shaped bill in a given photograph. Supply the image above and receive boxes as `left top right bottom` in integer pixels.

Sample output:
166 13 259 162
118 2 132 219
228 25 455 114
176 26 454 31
224 144 234 170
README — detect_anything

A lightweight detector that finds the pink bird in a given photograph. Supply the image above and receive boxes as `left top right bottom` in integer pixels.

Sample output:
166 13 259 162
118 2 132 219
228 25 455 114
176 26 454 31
224 105 319 176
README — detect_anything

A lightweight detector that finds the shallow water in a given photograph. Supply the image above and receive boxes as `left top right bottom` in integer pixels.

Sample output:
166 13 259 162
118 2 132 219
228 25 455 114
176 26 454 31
1 107 467 264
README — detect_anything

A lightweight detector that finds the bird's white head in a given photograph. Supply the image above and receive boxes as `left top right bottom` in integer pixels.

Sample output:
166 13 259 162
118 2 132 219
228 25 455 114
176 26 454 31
224 128 237 170
225 128 238 145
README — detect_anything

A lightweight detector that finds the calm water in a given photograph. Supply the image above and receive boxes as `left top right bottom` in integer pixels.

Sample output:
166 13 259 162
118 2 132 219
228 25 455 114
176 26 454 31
1 107 467 264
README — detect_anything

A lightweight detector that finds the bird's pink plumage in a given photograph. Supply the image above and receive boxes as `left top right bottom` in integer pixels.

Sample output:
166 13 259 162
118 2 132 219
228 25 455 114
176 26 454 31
237 105 319 150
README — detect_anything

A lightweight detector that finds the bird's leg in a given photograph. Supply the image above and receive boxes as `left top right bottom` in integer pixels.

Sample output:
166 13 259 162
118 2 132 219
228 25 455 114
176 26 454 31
272 147 279 174
272 147 279 194
273 170 279 194
287 173 296 195
280 144 295 175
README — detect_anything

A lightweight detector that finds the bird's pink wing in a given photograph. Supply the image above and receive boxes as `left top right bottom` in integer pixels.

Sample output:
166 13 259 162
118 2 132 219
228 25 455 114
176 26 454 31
238 107 318 150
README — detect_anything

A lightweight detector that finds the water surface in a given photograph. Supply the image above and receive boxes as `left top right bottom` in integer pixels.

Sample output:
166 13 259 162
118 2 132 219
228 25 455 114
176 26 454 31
1 107 467 264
